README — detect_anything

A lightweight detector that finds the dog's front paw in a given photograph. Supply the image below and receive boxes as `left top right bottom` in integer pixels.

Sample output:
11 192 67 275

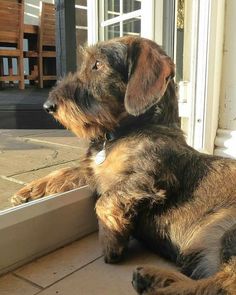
132 267 154 294
11 179 48 206
103 245 125 264
132 266 192 294
98 219 128 264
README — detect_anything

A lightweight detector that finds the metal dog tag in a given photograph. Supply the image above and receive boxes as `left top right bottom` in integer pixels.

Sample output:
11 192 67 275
94 142 106 165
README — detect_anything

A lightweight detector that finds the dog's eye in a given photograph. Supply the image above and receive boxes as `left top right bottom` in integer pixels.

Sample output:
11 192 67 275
92 60 101 70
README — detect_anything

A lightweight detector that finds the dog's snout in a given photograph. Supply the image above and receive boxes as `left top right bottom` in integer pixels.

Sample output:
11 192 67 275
43 100 57 114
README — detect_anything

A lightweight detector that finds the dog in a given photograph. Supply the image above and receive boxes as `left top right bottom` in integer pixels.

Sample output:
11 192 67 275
12 36 236 294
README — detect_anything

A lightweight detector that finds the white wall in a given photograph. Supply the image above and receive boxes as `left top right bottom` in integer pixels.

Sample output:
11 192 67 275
24 0 54 25
219 0 236 130
214 0 236 158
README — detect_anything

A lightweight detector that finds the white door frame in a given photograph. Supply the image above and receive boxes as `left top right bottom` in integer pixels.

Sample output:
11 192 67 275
185 0 225 153
87 0 99 44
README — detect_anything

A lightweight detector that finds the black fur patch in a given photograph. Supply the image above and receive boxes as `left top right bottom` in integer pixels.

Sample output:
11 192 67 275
100 43 128 82
221 225 236 263
177 250 206 279
134 207 180 263
127 40 141 78
74 86 102 116
132 269 153 294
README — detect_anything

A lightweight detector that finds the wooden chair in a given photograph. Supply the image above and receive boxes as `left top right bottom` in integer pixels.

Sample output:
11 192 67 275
24 24 39 84
0 0 24 89
38 2 57 88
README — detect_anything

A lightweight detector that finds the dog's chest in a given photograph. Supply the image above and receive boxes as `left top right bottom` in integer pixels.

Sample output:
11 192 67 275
89 140 134 194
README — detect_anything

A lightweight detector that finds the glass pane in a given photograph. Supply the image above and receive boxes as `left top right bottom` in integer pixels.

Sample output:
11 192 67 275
75 4 88 67
104 23 120 39
104 0 120 20
123 0 141 13
76 28 88 47
76 28 87 67
76 8 87 27
75 0 87 6
176 0 185 82
123 18 141 36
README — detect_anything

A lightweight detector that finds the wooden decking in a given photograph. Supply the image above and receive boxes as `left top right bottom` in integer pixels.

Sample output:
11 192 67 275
0 86 62 128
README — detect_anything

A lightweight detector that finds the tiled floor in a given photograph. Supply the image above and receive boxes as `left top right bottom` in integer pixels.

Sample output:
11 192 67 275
0 233 174 295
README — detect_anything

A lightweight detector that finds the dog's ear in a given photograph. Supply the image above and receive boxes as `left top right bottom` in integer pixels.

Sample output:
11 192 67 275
124 38 175 116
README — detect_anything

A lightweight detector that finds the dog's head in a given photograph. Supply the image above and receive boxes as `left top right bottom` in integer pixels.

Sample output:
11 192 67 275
44 36 177 139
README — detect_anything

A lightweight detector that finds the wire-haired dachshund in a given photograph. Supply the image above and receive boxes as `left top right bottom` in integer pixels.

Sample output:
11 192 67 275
12 36 236 295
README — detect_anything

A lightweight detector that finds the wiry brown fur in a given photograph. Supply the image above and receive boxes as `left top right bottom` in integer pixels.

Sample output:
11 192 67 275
12 37 236 294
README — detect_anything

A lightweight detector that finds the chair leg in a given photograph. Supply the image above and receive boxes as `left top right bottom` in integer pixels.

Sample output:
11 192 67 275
8 58 14 86
39 55 43 88
0 57 4 89
18 53 25 90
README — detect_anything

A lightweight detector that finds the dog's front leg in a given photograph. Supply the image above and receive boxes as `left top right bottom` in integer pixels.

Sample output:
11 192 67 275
11 159 91 205
96 192 133 264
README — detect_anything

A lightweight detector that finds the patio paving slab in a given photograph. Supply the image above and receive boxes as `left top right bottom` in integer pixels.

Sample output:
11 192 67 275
0 178 23 210
0 130 88 210
0 129 54 138
0 138 83 177
13 159 82 183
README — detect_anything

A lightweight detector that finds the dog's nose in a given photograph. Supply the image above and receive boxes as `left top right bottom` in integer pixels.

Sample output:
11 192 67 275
43 100 57 114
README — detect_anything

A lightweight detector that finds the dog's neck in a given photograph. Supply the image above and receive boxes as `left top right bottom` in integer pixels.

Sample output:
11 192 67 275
107 109 155 141
91 107 157 145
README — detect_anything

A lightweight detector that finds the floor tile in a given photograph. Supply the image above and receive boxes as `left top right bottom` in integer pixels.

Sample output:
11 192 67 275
37 239 175 295
0 273 41 295
15 233 102 288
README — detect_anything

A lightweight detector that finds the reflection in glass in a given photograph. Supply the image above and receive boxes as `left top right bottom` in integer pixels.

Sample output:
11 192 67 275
104 23 120 39
76 29 87 47
76 7 87 28
75 1 88 67
104 0 120 20
123 18 141 36
176 0 184 82
75 0 87 6
123 0 141 13
103 0 141 21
